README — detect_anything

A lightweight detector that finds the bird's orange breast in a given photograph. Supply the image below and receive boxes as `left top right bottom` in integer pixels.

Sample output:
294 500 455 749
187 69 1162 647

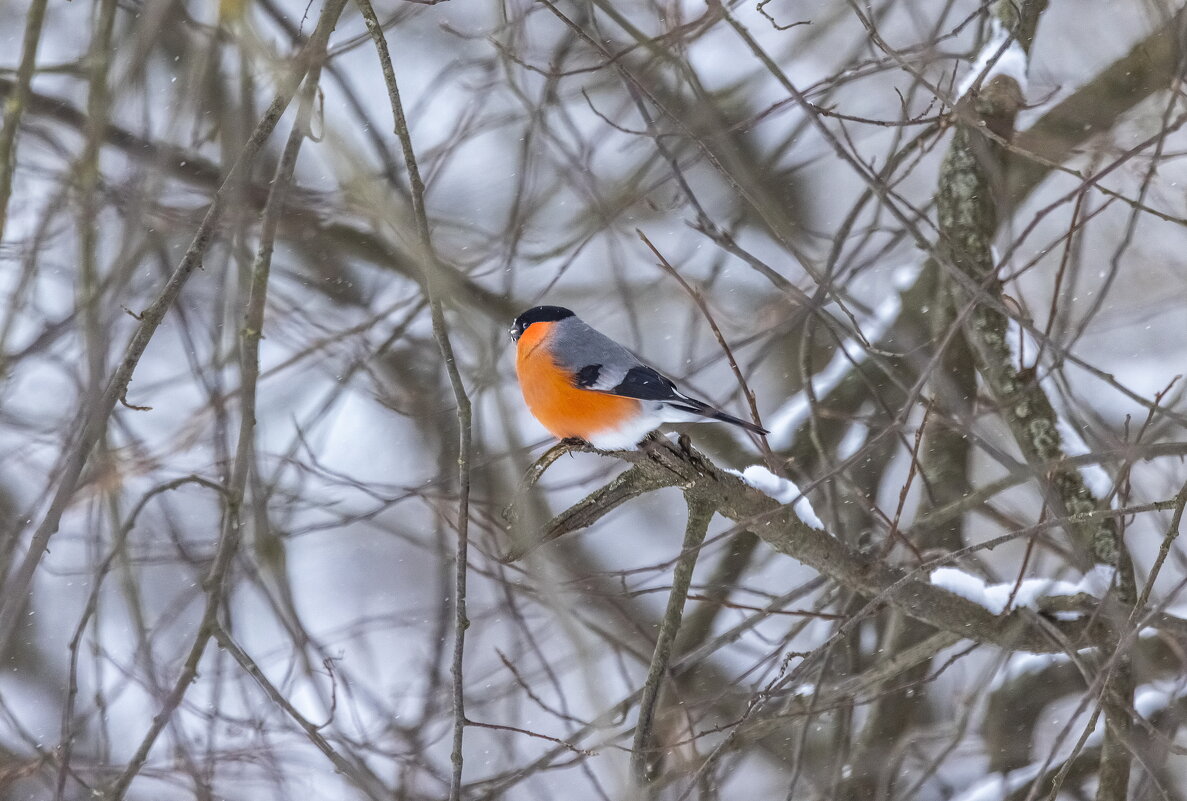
516 322 640 441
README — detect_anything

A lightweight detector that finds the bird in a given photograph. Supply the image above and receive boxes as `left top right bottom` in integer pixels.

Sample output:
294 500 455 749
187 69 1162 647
511 305 768 450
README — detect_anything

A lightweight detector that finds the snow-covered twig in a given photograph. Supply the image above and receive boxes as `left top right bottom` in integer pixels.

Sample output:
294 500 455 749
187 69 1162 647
930 565 1115 619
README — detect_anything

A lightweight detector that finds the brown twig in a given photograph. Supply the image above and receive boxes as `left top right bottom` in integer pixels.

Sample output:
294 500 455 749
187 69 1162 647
636 228 770 449
465 718 598 757
631 492 715 786
0 0 47 242
355 3 474 798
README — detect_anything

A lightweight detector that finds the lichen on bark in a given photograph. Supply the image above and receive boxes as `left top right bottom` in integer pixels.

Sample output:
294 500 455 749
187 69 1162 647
935 2 1121 570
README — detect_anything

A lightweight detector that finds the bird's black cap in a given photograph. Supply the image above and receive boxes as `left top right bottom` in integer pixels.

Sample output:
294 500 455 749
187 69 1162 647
511 306 574 341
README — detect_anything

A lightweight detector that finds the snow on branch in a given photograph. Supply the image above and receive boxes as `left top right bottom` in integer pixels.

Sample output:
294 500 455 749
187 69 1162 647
953 763 1043 801
957 19 1029 99
512 436 1151 654
930 565 1115 619
726 465 824 530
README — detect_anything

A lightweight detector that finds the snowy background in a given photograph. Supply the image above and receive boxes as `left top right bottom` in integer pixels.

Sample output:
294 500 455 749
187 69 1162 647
0 0 1186 799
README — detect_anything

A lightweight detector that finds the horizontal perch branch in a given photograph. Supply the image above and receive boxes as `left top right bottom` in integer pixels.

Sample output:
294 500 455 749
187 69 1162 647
506 435 1184 655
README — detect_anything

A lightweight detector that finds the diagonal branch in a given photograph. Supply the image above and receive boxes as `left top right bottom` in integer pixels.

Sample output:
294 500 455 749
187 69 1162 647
631 491 715 786
502 459 675 562
935 2 1140 796
1007 7 1187 205
511 436 1160 654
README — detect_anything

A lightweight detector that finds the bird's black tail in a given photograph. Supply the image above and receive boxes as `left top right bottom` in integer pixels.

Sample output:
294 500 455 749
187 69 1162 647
666 394 769 436
710 409 769 436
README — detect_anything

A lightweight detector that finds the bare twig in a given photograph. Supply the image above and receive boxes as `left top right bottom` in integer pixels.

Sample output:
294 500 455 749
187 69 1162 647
631 491 715 786
213 625 390 800
355 3 474 797
0 0 47 241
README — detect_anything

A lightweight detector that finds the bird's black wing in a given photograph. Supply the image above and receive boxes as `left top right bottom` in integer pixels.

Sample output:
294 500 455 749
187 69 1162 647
595 364 769 435
597 365 709 414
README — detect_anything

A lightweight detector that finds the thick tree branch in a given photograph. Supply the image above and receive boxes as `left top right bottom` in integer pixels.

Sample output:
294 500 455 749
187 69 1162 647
507 436 1169 655
1007 7 1187 204
935 2 1141 795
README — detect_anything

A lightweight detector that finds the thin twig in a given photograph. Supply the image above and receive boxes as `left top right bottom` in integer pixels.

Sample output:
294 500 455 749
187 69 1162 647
465 718 597 756
631 491 715 786
0 0 47 242
636 229 770 450
57 476 226 799
355 3 474 798
213 625 390 800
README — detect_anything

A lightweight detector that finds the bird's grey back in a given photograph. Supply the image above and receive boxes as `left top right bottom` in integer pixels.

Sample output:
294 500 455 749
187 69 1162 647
549 316 644 381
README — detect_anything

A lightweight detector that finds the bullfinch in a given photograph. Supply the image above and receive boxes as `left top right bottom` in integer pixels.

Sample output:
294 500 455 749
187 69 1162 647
511 305 768 450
